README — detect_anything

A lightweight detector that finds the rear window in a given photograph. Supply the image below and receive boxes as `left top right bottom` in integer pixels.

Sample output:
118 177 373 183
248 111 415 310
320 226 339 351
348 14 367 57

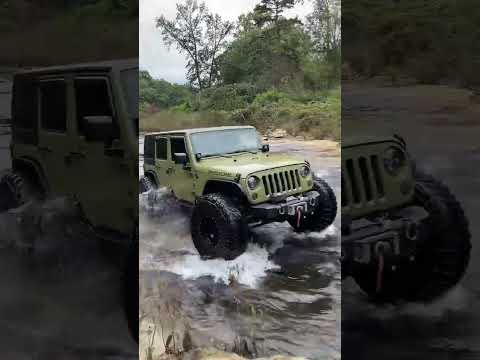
40 79 66 132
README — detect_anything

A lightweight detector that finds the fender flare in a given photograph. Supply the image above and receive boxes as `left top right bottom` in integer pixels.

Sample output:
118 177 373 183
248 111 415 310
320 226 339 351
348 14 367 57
143 170 159 187
12 157 50 195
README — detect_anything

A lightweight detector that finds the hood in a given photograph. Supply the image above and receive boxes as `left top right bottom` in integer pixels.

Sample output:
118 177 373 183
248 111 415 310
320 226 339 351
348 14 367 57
196 152 305 178
342 120 405 148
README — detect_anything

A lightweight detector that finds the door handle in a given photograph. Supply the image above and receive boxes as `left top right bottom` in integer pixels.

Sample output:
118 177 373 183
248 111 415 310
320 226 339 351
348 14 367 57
38 146 52 153
65 152 86 164
68 151 86 159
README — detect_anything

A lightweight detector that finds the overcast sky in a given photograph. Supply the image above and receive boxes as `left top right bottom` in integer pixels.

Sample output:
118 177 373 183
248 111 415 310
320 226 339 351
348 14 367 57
140 0 313 84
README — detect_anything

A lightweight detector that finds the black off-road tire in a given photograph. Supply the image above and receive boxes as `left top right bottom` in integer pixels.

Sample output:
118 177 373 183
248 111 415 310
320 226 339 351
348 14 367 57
288 178 337 232
139 176 156 194
0 171 28 211
191 193 249 260
353 172 471 302
124 237 139 343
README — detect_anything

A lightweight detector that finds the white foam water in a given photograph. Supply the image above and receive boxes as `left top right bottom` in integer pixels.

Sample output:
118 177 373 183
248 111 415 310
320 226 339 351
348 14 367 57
312 224 338 238
149 244 280 288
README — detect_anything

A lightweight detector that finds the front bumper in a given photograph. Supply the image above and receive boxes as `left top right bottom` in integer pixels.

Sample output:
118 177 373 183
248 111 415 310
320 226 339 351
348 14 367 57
250 190 320 222
341 205 428 266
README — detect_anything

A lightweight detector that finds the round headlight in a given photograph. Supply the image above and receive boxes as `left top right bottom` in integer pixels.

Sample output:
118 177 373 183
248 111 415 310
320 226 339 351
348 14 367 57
383 146 406 175
247 176 261 190
300 165 311 177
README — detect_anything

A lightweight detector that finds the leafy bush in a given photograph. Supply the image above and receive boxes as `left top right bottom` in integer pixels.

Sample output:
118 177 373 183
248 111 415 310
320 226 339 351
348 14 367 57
198 85 247 111
253 89 289 107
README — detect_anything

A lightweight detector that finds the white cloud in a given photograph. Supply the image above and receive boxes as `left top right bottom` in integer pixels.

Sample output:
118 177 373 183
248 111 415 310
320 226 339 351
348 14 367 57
139 0 313 84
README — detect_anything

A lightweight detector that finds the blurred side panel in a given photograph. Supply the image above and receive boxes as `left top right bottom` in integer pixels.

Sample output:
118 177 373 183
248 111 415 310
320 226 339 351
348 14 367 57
0 1 139 358
342 1 479 359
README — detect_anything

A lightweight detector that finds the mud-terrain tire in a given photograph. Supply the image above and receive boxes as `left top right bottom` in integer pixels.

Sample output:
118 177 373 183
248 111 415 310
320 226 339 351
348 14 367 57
191 193 249 260
0 171 35 211
124 237 139 342
288 178 337 232
353 172 471 302
139 176 156 194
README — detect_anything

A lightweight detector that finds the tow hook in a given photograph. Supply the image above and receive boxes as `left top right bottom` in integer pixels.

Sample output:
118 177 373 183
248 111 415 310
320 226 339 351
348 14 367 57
405 221 418 241
375 242 391 294
296 207 302 228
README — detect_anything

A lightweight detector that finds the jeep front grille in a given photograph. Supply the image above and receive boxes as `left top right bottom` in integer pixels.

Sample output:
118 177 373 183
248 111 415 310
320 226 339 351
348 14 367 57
262 169 302 196
342 155 385 207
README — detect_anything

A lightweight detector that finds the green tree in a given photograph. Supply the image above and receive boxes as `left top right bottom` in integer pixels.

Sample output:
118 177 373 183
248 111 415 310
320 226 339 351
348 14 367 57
253 0 297 27
156 0 233 90
220 22 310 88
307 0 340 56
139 70 191 110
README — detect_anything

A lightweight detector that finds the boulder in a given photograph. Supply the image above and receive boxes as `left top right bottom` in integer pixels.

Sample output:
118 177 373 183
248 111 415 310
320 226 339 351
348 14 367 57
271 129 287 138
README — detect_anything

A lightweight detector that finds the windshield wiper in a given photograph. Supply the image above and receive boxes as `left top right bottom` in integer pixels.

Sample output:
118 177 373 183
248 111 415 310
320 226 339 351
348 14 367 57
226 150 258 155
198 153 232 159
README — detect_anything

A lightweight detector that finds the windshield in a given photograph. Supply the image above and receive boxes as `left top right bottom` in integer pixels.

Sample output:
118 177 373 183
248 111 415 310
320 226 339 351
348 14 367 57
191 128 261 158
120 68 139 135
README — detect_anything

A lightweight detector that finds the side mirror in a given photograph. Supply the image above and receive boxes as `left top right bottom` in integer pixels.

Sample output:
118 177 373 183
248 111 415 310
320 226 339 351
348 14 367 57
173 152 188 166
83 116 115 142
262 144 270 153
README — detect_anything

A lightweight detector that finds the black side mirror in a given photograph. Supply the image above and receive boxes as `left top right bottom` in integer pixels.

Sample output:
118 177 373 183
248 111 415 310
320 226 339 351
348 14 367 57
173 152 188 166
262 144 270 153
83 116 115 142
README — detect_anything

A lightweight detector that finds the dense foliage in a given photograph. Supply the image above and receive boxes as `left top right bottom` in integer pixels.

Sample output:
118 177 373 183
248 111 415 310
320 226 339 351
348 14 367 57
139 71 191 111
1 0 138 66
343 0 480 86
142 0 341 140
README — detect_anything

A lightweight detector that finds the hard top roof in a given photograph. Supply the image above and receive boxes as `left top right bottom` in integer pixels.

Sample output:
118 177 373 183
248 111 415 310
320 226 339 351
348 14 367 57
145 126 256 137
17 59 138 76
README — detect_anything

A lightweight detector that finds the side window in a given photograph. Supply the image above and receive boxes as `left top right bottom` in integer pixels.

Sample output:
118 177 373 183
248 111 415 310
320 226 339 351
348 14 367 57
170 137 187 156
12 75 38 144
13 75 37 130
40 79 66 132
155 137 168 160
144 135 155 165
74 77 114 135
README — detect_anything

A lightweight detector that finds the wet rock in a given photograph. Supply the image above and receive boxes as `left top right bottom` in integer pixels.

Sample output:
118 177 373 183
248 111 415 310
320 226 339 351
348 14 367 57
256 357 307 360
174 348 308 360
271 129 288 139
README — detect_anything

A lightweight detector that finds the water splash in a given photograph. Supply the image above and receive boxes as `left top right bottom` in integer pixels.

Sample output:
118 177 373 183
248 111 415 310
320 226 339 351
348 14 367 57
147 244 279 288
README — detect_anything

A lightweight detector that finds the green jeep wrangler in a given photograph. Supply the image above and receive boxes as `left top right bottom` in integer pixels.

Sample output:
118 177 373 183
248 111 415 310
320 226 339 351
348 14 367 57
141 126 337 260
341 130 471 301
0 60 139 341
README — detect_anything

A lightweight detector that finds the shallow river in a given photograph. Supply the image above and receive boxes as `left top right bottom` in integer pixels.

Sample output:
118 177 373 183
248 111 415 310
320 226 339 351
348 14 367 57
139 136 341 359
